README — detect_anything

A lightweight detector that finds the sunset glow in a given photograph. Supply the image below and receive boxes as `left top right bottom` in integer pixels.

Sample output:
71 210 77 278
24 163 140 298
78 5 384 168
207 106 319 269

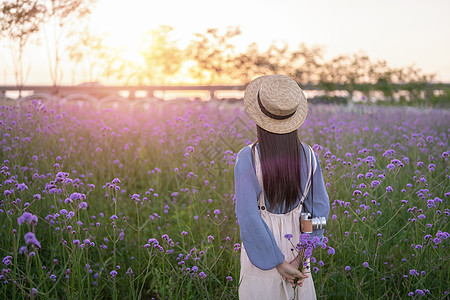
1 0 449 85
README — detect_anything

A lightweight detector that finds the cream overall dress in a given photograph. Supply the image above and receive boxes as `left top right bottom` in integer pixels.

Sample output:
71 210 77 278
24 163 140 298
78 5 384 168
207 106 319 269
239 144 318 300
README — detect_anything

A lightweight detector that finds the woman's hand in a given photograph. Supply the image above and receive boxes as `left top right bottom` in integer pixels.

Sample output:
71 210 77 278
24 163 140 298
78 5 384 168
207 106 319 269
288 256 300 270
276 260 309 287
288 259 309 287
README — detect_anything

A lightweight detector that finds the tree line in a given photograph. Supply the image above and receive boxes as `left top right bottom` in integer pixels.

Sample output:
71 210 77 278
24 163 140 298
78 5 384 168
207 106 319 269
67 25 445 103
1 1 447 105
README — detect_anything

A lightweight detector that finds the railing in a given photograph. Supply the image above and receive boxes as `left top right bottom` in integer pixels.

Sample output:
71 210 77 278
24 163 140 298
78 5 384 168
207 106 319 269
0 85 248 101
2 83 449 99
1 83 448 114
0 85 249 112
1 83 449 107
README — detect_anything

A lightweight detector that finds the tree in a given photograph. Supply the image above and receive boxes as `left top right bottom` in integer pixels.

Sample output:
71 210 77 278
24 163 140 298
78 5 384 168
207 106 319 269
185 26 241 84
0 0 46 95
133 25 184 85
40 0 94 87
290 42 324 85
66 26 113 83
249 41 292 78
228 42 264 84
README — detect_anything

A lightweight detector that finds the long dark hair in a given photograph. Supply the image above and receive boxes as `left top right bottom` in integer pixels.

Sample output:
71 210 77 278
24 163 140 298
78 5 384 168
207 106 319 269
254 125 305 213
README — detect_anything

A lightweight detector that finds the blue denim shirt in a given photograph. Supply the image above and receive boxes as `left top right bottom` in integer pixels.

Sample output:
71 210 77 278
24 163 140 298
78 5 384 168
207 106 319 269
234 142 330 270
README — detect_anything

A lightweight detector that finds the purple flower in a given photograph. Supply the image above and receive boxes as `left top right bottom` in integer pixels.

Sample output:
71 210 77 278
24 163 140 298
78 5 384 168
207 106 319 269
79 202 88 209
327 247 335 255
19 246 28 254
363 262 369 268
386 186 393 193
415 289 425 296
299 233 310 244
16 183 28 191
17 212 38 225
382 149 395 157
300 246 311 258
344 266 351 271
185 146 195 153
312 236 321 246
364 156 376 164
24 232 41 248
284 234 293 241
353 190 362 196
110 270 117 279
226 276 233 282
69 192 85 201
148 238 159 245
2 256 12 266
371 180 380 188
436 230 449 239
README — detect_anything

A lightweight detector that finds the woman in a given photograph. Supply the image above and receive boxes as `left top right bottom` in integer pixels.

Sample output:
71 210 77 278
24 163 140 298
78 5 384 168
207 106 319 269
234 74 330 299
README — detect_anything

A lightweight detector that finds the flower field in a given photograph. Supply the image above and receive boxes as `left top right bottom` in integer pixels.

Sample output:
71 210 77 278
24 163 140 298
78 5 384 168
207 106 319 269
0 99 448 299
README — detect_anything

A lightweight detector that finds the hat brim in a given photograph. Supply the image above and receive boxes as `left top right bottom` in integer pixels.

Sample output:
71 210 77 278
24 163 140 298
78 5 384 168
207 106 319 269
243 75 308 134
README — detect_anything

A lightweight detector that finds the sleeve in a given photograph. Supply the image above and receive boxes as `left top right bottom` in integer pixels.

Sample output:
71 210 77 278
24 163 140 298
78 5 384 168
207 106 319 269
234 146 285 270
302 149 331 246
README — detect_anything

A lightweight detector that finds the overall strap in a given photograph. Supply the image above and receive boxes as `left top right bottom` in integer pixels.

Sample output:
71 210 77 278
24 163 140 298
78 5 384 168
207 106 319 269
303 145 318 214
251 144 266 209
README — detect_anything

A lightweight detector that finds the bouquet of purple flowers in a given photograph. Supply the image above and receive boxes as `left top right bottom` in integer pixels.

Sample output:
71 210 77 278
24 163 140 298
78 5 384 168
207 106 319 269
284 232 332 298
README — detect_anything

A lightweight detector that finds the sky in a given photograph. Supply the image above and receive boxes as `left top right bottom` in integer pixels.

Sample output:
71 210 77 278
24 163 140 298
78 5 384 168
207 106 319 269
1 0 450 85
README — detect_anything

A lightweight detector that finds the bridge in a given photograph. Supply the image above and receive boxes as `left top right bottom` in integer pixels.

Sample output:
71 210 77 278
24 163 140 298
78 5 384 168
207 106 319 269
1 83 449 99
1 83 449 111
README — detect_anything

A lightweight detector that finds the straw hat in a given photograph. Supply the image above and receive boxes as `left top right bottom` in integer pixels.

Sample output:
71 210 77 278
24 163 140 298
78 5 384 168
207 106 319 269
243 74 308 134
